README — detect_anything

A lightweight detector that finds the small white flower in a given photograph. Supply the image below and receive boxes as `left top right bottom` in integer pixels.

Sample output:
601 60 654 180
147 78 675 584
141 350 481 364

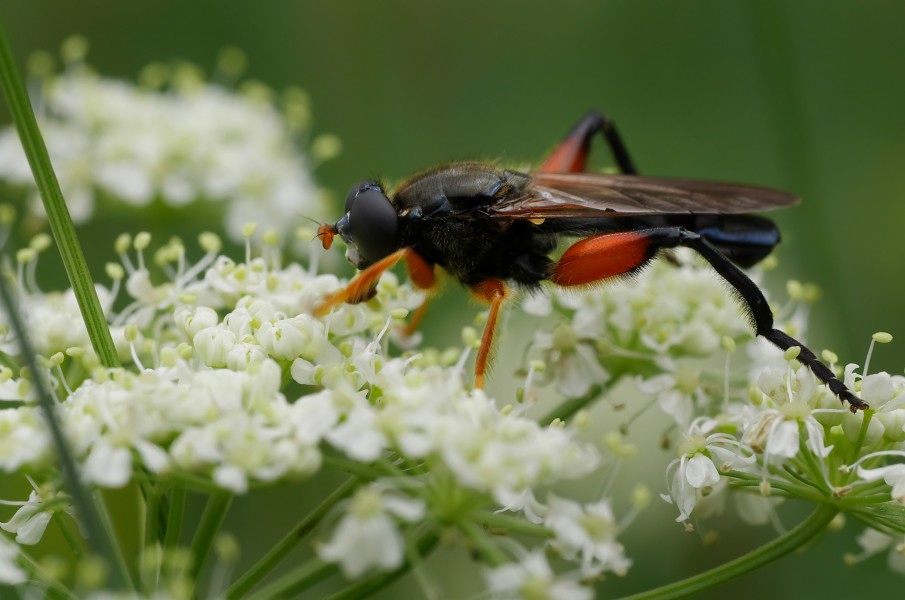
734 491 783 526
325 405 387 462
856 463 905 504
485 550 591 600
82 438 133 488
544 495 632 578
193 326 237 367
437 394 599 503
174 305 219 339
0 288 92 357
317 484 425 577
845 528 905 575
1 489 73 545
531 325 610 398
637 366 705 429
0 408 52 472
743 367 834 467
256 315 325 361
0 535 26 584
664 419 754 522
496 489 548 525
849 371 905 443
226 342 269 370
288 390 339 445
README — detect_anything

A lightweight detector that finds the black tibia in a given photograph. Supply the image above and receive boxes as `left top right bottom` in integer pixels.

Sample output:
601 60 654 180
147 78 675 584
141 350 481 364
644 226 868 412
569 110 638 175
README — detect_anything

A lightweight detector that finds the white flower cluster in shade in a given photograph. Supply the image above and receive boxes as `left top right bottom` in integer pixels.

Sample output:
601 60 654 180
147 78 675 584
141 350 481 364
521 249 905 561
523 249 755 402
0 56 328 239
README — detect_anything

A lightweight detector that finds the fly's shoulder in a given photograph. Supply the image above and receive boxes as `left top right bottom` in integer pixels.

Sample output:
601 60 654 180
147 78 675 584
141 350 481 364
393 162 531 218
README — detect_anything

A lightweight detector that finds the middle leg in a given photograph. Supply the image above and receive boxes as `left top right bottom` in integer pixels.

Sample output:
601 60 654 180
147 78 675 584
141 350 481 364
471 279 509 389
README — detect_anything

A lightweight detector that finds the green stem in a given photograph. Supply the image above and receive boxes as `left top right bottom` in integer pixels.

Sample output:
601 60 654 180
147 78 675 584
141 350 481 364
0 274 132 590
846 504 905 535
245 559 338 600
778 463 825 493
459 519 507 567
225 476 361 599
539 384 605 425
795 435 830 493
164 484 186 551
844 410 874 480
322 453 387 480
144 487 161 551
18 550 77 600
54 512 84 559
725 475 822 503
616 503 838 600
188 491 233 584
845 512 905 537
92 490 135 590
472 509 551 538
0 15 118 368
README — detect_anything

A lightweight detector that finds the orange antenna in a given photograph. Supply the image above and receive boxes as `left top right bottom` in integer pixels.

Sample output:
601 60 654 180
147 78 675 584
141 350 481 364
298 215 336 250
317 224 336 250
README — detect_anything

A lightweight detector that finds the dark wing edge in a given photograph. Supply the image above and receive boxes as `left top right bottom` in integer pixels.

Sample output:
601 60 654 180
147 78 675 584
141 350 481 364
488 172 800 219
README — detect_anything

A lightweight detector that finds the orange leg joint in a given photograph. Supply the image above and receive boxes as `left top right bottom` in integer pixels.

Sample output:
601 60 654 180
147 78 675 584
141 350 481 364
471 279 508 390
404 250 436 290
401 298 431 337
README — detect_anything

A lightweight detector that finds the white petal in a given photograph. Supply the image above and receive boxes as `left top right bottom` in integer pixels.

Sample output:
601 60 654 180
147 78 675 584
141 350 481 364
83 440 132 488
382 495 426 522
326 408 386 461
213 465 248 494
318 514 403 577
659 390 692 428
0 538 25 584
10 511 51 545
765 421 799 458
685 453 719 488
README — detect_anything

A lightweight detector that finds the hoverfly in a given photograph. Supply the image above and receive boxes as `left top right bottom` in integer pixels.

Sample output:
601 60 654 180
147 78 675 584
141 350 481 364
315 111 867 412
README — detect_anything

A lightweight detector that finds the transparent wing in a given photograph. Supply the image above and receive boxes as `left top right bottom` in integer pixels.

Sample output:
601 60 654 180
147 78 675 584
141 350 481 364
489 172 799 219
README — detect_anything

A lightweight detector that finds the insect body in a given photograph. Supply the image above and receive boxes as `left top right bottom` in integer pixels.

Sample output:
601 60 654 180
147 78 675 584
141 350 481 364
316 111 867 412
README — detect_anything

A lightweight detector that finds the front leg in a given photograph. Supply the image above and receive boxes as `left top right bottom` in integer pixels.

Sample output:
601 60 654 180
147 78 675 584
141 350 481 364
315 248 436 316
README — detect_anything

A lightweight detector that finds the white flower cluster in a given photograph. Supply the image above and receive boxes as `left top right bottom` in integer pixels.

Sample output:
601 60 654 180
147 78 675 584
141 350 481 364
520 249 905 563
3 223 902 595
523 249 753 401
662 363 905 533
0 232 627 596
0 43 331 239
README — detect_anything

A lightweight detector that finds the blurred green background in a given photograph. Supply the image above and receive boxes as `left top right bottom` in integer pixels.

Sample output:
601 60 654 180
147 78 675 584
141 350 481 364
1 1 903 598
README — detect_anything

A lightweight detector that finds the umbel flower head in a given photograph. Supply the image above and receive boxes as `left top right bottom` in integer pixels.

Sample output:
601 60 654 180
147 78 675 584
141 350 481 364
0 227 626 597
0 37 337 239
1 224 904 597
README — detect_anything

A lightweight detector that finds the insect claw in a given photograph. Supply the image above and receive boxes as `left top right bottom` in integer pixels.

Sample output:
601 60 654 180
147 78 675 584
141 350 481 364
841 391 869 413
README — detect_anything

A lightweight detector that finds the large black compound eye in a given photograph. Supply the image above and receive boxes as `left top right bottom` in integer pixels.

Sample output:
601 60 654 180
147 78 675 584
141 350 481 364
348 188 399 263
345 180 381 213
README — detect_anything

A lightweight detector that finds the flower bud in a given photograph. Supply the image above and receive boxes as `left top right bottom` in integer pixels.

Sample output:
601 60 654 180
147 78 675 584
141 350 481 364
193 327 237 367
